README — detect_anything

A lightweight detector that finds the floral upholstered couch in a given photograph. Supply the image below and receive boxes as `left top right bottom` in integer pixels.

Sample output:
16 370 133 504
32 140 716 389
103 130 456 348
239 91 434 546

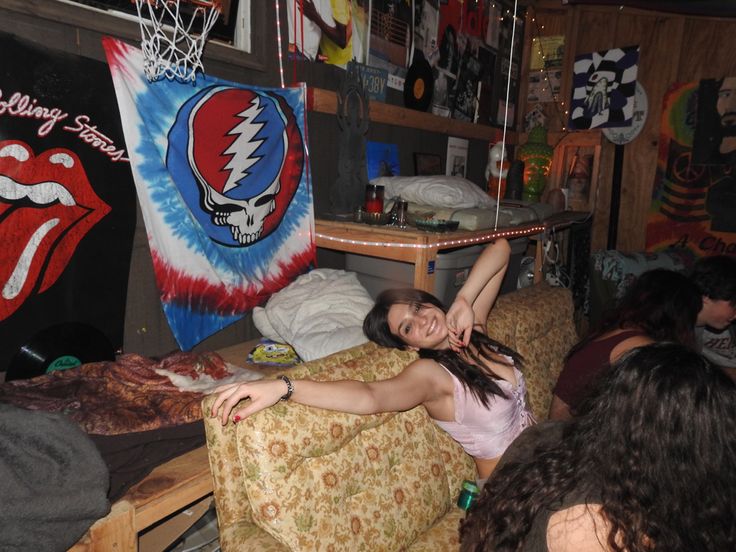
202 281 578 551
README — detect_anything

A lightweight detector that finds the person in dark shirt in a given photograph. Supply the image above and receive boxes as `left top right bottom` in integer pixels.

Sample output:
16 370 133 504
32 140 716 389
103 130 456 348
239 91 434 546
549 269 701 419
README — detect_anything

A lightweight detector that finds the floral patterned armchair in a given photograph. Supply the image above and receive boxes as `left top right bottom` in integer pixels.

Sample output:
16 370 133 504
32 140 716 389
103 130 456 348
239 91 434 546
202 282 578 551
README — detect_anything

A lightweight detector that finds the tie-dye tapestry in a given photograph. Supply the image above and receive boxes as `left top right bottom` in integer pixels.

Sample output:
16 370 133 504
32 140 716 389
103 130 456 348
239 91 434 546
0 33 136 373
569 46 639 130
102 38 316 350
645 81 736 258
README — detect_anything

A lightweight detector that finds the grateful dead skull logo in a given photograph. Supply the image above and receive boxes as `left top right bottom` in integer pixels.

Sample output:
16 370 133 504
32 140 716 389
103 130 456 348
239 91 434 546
166 86 304 247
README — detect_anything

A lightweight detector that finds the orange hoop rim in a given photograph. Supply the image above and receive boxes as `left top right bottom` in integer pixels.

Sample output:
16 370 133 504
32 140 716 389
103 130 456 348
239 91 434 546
132 0 222 13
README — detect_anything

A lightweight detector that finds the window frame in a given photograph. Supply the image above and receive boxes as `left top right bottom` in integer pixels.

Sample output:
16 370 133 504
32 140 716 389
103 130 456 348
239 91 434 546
1 0 267 72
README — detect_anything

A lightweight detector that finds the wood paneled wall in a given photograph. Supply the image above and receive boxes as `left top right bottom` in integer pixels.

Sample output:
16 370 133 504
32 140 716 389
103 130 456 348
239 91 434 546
526 1 736 252
0 2 493 358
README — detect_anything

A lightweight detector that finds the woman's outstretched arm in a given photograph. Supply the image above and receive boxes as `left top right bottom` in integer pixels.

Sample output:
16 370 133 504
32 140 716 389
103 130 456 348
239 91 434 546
210 359 447 425
446 239 511 347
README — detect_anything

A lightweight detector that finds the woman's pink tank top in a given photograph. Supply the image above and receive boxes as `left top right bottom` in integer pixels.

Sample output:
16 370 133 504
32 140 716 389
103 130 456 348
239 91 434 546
433 365 535 459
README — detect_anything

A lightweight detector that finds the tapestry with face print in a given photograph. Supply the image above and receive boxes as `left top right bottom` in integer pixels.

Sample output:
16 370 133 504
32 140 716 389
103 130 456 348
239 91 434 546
569 45 639 130
692 76 736 166
646 81 736 256
103 38 315 351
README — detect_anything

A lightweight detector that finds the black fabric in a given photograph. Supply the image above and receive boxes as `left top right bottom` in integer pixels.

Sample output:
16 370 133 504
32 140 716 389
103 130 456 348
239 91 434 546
89 420 206 502
0 403 110 552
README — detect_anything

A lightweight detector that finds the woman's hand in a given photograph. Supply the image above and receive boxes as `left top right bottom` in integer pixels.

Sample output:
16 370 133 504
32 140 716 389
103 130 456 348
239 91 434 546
446 296 475 351
209 378 288 426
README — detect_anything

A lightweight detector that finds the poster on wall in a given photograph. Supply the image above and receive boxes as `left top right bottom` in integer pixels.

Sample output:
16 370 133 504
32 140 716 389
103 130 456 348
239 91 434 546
484 0 501 50
528 35 564 104
0 33 136 373
286 0 370 66
369 0 414 78
568 45 639 130
446 136 468 177
432 0 463 115
432 0 510 122
530 36 564 71
414 0 440 63
528 69 561 104
646 81 736 258
103 38 316 351
366 141 400 179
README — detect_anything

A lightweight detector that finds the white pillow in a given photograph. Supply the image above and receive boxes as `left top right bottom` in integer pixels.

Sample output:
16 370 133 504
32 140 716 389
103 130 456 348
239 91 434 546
370 175 495 210
252 269 374 362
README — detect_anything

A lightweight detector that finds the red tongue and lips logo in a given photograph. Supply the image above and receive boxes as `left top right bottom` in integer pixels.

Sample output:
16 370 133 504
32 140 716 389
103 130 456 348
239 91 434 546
0 140 110 321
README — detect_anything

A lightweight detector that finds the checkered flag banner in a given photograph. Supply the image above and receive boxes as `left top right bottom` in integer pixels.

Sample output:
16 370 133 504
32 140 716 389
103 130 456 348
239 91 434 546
569 46 639 130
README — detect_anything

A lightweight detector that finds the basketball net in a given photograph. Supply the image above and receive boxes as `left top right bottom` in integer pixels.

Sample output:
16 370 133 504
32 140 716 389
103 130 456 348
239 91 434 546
134 0 221 82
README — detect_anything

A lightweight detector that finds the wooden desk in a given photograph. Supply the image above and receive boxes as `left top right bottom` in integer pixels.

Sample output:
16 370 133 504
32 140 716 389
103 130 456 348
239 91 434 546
315 219 547 293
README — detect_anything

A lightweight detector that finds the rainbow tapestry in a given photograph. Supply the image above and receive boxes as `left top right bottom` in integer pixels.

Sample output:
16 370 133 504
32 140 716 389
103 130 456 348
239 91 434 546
103 38 315 350
646 81 736 258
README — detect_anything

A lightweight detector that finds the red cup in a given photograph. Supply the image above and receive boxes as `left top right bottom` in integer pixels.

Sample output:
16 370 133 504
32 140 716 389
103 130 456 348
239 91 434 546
365 184 384 213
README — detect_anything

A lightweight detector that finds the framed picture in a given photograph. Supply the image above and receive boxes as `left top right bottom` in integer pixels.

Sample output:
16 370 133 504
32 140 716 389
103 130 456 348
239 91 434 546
548 133 601 212
413 152 443 176
445 137 468 178
366 141 400 179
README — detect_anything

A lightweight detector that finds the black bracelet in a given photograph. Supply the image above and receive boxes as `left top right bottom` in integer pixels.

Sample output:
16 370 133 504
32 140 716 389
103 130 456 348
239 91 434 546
278 375 294 401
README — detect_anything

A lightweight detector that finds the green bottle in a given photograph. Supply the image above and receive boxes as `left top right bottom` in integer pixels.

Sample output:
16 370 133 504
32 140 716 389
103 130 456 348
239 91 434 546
457 480 480 510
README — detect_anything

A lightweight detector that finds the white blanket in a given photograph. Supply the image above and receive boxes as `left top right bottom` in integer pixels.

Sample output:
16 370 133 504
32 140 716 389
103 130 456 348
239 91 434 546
253 269 375 362
370 175 496 209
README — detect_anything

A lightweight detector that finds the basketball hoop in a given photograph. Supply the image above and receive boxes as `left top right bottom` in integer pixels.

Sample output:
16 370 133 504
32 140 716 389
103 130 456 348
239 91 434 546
133 0 222 83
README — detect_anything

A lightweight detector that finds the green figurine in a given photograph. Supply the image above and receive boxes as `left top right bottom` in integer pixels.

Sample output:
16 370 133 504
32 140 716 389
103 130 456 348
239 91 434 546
517 125 554 203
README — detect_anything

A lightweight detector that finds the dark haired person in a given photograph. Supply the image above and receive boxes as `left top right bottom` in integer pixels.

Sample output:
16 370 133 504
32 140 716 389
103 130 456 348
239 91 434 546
211 239 534 480
549 269 701 420
460 343 736 552
691 254 736 377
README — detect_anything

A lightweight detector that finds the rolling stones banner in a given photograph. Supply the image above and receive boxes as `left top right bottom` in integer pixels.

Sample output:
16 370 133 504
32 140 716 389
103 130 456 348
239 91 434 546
102 38 316 350
0 33 136 372
645 81 736 258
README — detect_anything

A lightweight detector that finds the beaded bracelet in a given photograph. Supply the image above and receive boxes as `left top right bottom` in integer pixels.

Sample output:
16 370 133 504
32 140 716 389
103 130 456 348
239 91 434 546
278 375 294 401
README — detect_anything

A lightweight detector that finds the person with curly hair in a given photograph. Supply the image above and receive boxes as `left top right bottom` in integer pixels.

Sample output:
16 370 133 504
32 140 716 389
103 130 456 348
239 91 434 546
211 239 534 480
460 342 736 552
549 269 702 419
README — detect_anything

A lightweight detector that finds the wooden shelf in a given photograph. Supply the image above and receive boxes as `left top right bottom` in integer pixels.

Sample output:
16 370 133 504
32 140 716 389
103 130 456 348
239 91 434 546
309 88 517 143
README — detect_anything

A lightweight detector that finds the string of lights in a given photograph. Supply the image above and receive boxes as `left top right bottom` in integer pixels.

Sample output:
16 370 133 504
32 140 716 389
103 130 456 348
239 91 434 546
315 224 546 250
275 0 285 87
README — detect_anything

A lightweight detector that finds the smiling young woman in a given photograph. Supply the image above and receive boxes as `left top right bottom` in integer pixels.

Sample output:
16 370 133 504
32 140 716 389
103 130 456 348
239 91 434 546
210 239 534 480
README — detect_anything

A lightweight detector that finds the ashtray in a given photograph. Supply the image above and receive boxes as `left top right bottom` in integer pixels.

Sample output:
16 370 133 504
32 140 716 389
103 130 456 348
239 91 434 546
413 219 460 232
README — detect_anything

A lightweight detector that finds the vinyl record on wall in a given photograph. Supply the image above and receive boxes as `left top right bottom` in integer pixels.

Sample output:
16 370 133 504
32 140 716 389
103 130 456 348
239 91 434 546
403 56 434 112
6 322 116 381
